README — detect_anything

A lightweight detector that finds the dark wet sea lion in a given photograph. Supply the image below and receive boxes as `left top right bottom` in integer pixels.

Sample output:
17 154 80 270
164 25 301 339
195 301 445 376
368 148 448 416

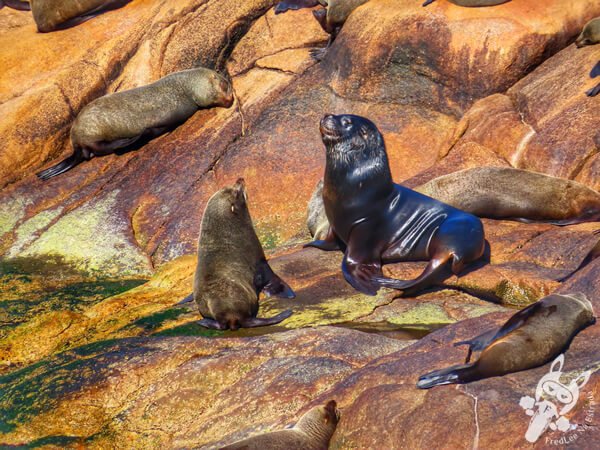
30 0 131 32
576 17 600 48
1 0 31 11
415 167 600 226
274 0 321 14
423 0 510 6
221 400 340 450
586 61 600 97
306 114 485 296
417 293 596 388
187 179 295 331
311 0 369 61
36 67 234 181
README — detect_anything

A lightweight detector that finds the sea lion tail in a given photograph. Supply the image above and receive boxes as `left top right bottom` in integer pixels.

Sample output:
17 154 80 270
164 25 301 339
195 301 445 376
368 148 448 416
36 154 82 180
416 363 474 389
586 83 600 97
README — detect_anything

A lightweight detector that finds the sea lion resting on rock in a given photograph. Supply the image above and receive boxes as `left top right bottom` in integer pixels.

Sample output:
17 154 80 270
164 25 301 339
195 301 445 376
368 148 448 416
417 293 596 388
423 0 510 6
30 0 131 32
0 0 30 11
307 114 485 296
576 17 600 48
306 167 600 236
187 179 295 331
222 400 340 450
36 67 233 180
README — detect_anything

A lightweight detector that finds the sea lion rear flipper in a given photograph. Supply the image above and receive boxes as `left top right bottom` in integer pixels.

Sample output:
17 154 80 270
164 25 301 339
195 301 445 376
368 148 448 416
175 293 194 306
36 154 84 180
274 0 320 14
422 0 436 6
586 83 600 97
590 61 600 78
304 226 343 251
4 0 31 11
255 260 296 298
417 363 475 389
240 310 293 328
197 318 227 330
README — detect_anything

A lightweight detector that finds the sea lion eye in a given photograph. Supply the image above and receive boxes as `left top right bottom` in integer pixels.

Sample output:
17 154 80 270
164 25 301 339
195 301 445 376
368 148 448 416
341 117 352 128
231 204 235 213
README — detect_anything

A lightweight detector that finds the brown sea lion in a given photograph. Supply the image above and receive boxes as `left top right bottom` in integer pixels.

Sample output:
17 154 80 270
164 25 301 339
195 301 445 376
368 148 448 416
274 0 321 14
310 0 369 61
36 67 234 180
29 0 131 32
423 0 510 6
185 179 295 331
0 0 30 11
415 167 600 225
306 179 329 240
221 400 340 450
306 114 485 296
417 293 596 388
587 61 600 97
576 17 600 48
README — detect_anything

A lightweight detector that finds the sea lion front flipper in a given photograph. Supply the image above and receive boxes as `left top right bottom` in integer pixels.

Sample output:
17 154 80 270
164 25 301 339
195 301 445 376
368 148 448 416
416 363 475 389
240 310 293 328
4 0 31 11
255 260 296 298
341 252 382 296
274 0 320 14
175 293 194 306
454 328 498 363
486 301 544 344
197 318 227 330
422 0 436 6
586 83 600 97
590 61 600 78
304 226 343 251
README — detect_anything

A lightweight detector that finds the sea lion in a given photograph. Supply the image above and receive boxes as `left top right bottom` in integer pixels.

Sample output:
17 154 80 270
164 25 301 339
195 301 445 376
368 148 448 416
0 0 30 11
306 114 485 296
185 179 295 331
417 293 596 388
221 400 340 450
415 167 600 225
306 179 330 240
576 17 600 48
310 0 369 61
36 67 234 181
423 0 510 6
29 0 131 32
274 0 321 14
587 61 600 97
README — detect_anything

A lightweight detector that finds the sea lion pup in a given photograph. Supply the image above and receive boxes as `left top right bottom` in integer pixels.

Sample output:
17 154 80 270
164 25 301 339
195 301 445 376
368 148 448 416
415 167 600 226
310 0 369 61
0 0 31 11
29 0 131 32
306 179 330 240
274 0 321 14
36 67 234 181
576 17 600 48
587 61 600 97
417 293 596 389
188 179 295 331
306 114 485 296
221 400 340 450
422 0 510 6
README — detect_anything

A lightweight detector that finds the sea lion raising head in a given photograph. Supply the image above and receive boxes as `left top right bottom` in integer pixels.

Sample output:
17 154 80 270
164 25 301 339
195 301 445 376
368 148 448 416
222 400 340 449
306 114 485 296
189 179 295 331
418 293 596 389
576 17 600 48
36 67 234 181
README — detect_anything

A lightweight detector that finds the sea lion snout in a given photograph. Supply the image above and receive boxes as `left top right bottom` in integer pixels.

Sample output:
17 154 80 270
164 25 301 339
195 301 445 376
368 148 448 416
320 114 342 142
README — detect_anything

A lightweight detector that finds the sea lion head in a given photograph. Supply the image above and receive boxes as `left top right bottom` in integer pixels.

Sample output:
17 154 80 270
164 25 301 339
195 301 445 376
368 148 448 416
576 18 600 48
187 68 234 108
295 400 340 443
203 178 251 228
320 114 386 165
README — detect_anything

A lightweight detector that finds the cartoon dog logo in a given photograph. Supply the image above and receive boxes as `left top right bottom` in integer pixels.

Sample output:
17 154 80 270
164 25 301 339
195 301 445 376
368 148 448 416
519 354 591 443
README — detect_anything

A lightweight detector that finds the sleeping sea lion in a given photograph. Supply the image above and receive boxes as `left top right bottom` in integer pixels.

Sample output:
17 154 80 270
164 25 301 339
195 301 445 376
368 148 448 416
1 0 30 11
36 67 234 180
417 293 596 388
30 0 131 32
306 114 485 296
423 0 510 6
186 179 295 331
274 0 321 14
221 400 340 450
310 0 369 61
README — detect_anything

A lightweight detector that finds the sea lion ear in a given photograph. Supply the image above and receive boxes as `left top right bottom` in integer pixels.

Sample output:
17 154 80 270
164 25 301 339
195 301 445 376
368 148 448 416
233 178 247 203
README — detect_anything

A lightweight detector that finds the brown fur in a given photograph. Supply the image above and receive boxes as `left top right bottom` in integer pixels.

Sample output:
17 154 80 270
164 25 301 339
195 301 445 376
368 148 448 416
306 179 329 240
30 0 132 32
221 400 340 450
